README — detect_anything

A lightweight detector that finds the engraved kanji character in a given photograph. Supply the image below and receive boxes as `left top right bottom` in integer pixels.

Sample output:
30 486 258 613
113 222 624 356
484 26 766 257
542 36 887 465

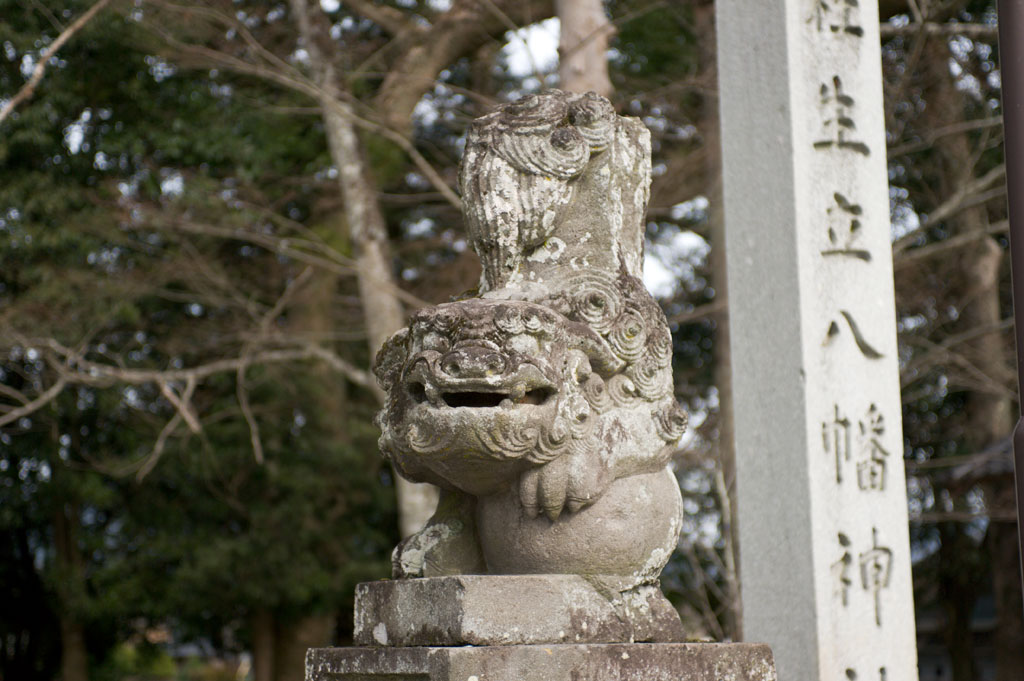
856 404 890 491
811 0 865 36
859 527 893 627
821 192 870 261
814 76 871 156
824 311 884 359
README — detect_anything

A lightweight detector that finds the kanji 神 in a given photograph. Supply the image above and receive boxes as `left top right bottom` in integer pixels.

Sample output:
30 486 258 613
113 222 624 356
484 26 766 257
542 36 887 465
859 527 893 626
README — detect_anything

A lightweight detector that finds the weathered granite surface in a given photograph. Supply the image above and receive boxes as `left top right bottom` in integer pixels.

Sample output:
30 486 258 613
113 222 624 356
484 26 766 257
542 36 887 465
353 575 683 647
306 643 777 681
374 90 687 587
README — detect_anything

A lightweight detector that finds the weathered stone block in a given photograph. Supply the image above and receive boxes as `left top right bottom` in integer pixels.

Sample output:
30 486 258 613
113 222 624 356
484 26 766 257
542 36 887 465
353 575 683 647
306 643 776 681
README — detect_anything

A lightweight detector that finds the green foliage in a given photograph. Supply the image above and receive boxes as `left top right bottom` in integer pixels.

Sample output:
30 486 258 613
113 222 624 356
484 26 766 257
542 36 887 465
610 2 697 88
98 642 177 681
1 4 397 678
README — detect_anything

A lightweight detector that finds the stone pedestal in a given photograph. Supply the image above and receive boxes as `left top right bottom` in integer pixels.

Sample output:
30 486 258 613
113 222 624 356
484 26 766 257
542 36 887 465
354 575 684 646
307 642 776 681
306 576 776 681
307 90 778 681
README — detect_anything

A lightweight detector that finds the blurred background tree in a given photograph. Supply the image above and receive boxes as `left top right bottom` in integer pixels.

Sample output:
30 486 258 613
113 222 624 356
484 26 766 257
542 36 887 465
0 1 1020 680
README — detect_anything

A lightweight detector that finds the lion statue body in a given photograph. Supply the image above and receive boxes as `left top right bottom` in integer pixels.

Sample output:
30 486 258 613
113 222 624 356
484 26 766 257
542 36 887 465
374 91 687 587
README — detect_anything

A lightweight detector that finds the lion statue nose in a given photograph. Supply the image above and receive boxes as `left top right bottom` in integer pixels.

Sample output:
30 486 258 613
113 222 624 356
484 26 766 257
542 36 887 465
439 346 507 379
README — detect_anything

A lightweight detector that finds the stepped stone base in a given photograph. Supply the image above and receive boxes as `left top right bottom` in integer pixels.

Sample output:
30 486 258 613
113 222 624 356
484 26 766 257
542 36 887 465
306 643 776 681
354 575 684 647
310 577 776 681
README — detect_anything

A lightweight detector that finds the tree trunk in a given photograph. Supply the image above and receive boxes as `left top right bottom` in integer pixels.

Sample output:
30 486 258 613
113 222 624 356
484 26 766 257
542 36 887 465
289 0 437 537
939 525 979 681
58 619 88 681
53 505 88 681
273 614 334 681
372 0 556 136
292 264 351 442
959 235 1022 681
692 0 740 642
960 234 1021 681
320 94 439 539
251 608 275 681
987 488 1024 681
922 39 1021 680
557 0 613 96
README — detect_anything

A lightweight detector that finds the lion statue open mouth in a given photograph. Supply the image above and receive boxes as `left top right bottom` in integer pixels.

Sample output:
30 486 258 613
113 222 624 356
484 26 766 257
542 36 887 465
377 299 613 500
373 90 688 587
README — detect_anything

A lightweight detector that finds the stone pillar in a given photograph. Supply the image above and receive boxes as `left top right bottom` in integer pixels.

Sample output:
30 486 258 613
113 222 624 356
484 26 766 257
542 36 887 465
716 2 918 680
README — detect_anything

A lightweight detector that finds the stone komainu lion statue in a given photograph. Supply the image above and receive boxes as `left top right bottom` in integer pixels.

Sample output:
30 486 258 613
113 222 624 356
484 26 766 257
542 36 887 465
373 90 687 588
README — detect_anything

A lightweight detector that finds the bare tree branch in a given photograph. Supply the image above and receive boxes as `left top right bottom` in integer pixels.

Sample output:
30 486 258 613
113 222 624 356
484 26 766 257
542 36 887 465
0 378 68 428
162 217 430 309
894 219 1007 267
372 0 554 135
901 329 1017 399
347 106 462 209
136 376 200 480
892 164 1006 255
0 0 113 124
343 0 416 35
669 299 727 325
236 267 315 464
144 2 463 209
925 164 1006 225
136 409 183 481
0 334 376 441
27 0 67 33
880 21 998 39
0 383 30 406
236 362 264 464
158 377 201 434
7 335 373 388
911 510 1018 522
888 116 1003 157
679 540 726 641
